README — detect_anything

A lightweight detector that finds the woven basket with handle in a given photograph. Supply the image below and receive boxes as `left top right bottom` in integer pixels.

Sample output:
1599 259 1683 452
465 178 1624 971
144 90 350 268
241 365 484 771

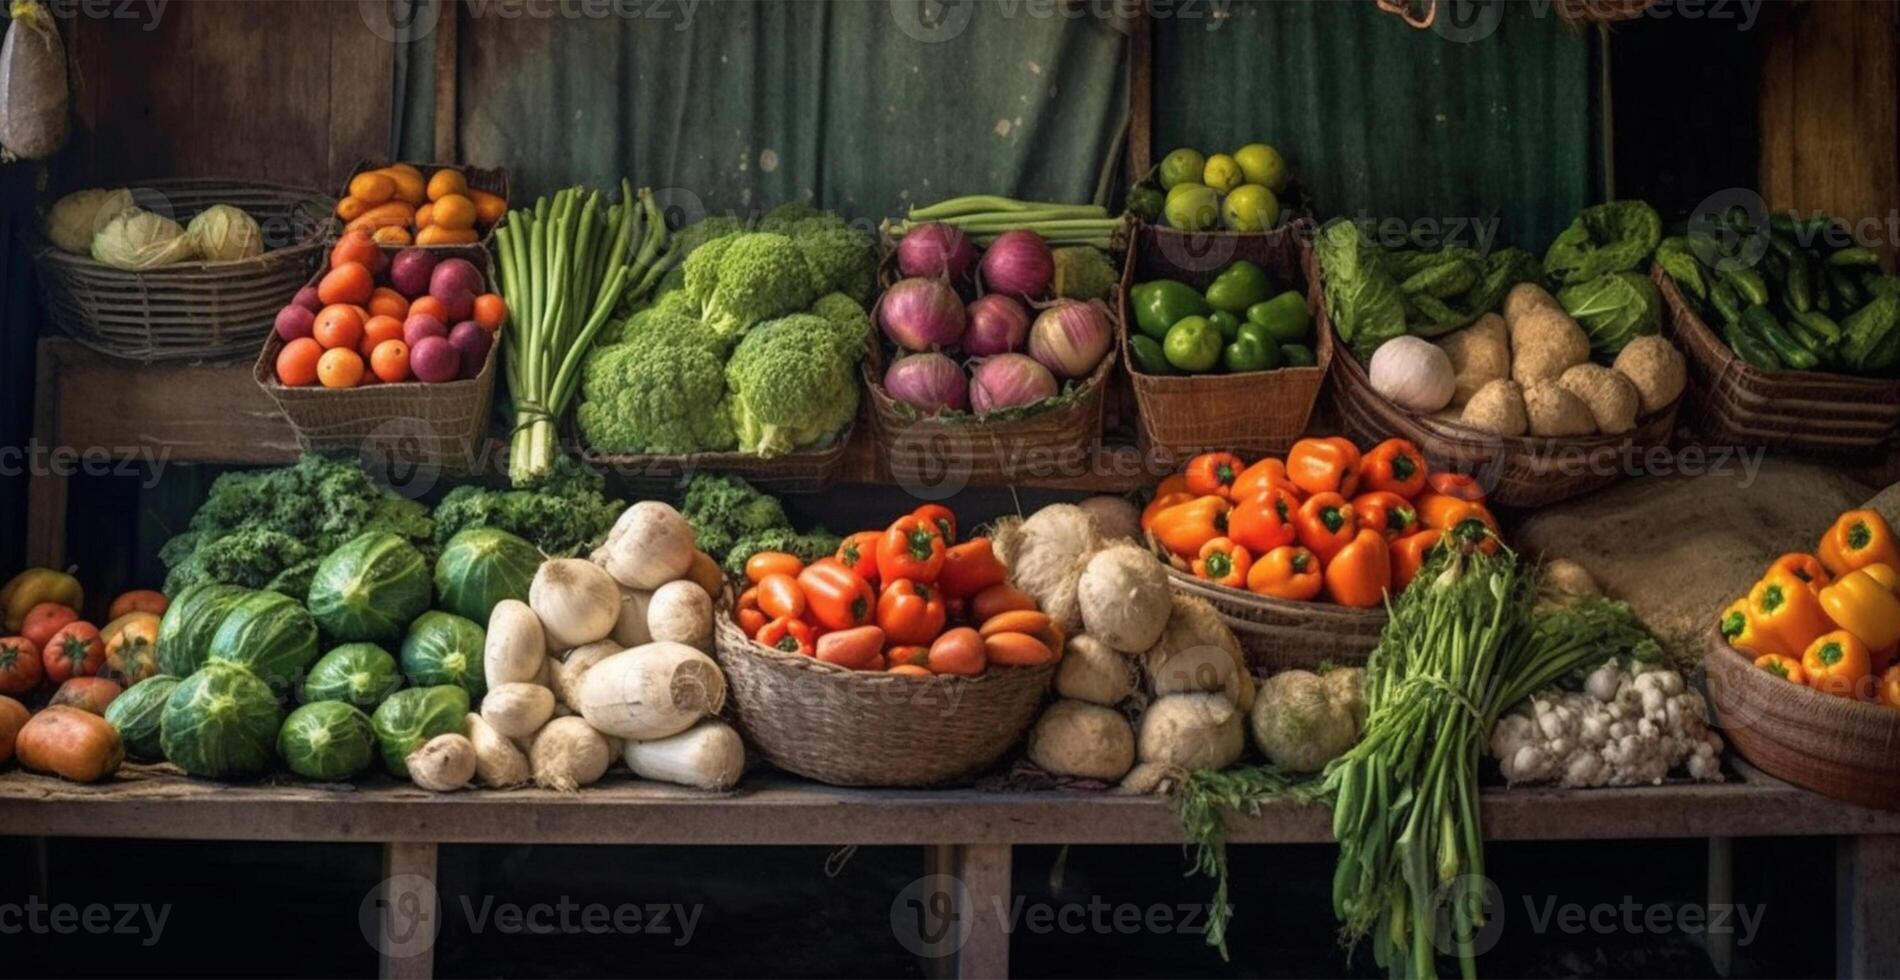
1653 264 1900 455
1703 631 1899 810
1311 247 1681 509
35 178 333 361
1119 220 1328 459
1165 566 1385 671
711 612 1055 787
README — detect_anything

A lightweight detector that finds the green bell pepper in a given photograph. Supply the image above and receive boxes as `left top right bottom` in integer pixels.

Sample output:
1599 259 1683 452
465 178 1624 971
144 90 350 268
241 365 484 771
1204 260 1273 315
1278 342 1317 368
1163 316 1223 372
1209 310 1241 342
1246 291 1312 343
1222 322 1281 373
1131 279 1209 341
1128 334 1178 376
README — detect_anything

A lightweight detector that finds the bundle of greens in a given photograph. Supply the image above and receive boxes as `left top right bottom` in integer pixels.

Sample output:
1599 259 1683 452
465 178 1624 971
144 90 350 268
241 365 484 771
159 455 433 596
431 456 624 558
1316 218 1538 361
677 473 843 576
1544 201 1664 355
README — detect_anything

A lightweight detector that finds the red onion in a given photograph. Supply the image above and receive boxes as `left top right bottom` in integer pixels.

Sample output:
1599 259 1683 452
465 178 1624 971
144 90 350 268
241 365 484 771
896 223 977 281
883 352 969 414
878 277 965 351
962 294 1031 356
979 230 1054 298
1028 300 1112 379
969 353 1058 414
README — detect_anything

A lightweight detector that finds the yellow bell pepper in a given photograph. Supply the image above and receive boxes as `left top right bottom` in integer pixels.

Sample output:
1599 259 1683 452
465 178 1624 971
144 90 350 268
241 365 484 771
1747 568 1834 658
1861 562 1900 594
1817 565 1900 652
1718 598 1782 656
1818 510 1900 577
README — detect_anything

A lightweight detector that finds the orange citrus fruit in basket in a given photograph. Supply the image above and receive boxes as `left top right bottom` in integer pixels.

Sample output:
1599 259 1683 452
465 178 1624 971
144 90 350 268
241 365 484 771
370 339 411 383
317 347 365 388
360 315 404 357
426 169 468 202
318 261 374 306
312 305 365 351
276 338 322 386
368 287 409 320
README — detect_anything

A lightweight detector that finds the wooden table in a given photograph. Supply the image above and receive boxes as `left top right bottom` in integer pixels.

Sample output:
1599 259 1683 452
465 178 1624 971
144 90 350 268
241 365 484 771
1 765 1896 978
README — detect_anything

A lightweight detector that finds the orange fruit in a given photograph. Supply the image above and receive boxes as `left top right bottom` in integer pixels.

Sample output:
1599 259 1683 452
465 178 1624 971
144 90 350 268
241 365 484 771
370 339 411 383
408 295 447 323
415 202 434 230
276 337 323 386
312 304 365 351
381 165 426 205
473 293 507 332
329 230 381 272
416 225 478 246
317 347 366 388
1881 664 1900 708
426 168 468 202
368 287 410 320
360 314 404 356
318 261 374 307
371 225 412 247
430 193 477 231
335 196 369 222
348 171 396 205
469 190 508 226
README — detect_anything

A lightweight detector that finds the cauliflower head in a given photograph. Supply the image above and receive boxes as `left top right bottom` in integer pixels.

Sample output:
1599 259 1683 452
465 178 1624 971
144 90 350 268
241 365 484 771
725 317 859 457
684 232 818 340
576 339 737 454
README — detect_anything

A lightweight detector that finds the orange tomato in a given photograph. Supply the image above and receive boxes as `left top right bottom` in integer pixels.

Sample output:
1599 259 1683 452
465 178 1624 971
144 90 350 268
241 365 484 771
317 347 366 388
276 337 323 386
416 225 478 246
348 170 396 204
927 627 987 677
888 664 933 678
329 229 382 272
369 339 411 383
744 552 806 584
371 225 412 247
360 314 404 356
408 295 448 323
318 261 374 306
984 631 1055 667
886 645 930 669
106 590 168 621
473 293 508 332
430 193 477 230
426 168 469 201
312 304 365 351
757 574 806 621
470 189 508 225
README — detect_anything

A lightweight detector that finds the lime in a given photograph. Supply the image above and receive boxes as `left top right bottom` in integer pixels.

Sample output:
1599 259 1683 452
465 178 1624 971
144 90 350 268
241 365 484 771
1163 184 1221 231
1222 184 1281 232
1234 143 1289 192
1202 154 1244 195
1158 148 1207 191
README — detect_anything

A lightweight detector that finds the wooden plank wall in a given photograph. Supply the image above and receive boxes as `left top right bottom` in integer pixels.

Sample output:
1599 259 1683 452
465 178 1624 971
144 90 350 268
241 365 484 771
55 0 392 192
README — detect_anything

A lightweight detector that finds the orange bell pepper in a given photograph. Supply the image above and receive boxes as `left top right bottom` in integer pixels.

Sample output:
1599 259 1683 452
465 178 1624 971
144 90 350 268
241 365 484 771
1818 509 1900 577
1801 629 1874 699
937 538 1008 599
1324 528 1391 608
1294 492 1357 565
1816 565 1900 652
797 558 877 632
1185 452 1246 500
1719 597 1782 657
1227 487 1298 554
1880 664 1900 708
1287 436 1361 497
1767 552 1830 590
1154 473 1190 499
1246 545 1322 601
1193 537 1252 589
1752 653 1806 685
1351 491 1418 541
757 617 816 655
911 503 958 545
878 515 947 583
1390 528 1443 591
1231 457 1299 502
877 579 947 646
1415 492 1492 532
1747 568 1834 660
1426 471 1486 502
1358 438 1428 499
834 531 882 583
1151 495 1231 558
1142 491 1195 533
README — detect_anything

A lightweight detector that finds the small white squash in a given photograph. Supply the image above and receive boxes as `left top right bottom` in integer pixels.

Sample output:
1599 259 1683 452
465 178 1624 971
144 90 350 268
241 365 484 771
1369 335 1456 412
623 720 746 790
575 642 726 740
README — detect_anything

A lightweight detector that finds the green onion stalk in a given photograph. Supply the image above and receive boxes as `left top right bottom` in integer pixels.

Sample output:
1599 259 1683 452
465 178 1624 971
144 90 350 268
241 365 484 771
882 194 1128 250
496 181 668 486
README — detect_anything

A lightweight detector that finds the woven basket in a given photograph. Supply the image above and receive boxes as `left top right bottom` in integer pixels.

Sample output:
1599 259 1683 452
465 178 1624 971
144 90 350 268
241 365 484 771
1703 632 1899 810
1165 566 1384 671
34 178 333 361
253 245 496 473
1120 220 1328 460
339 160 510 247
711 613 1055 787
1653 264 1900 455
575 426 855 497
1312 249 1681 509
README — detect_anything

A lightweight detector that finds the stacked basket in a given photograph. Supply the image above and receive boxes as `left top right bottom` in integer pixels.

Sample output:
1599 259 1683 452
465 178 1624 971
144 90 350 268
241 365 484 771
1164 566 1385 670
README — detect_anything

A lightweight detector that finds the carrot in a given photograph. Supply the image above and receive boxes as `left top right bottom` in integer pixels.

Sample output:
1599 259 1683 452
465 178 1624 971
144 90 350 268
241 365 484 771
16 706 123 783
815 625 886 671
927 627 986 677
49 676 122 715
978 610 1052 639
969 583 1037 622
984 631 1055 667
0 695 28 764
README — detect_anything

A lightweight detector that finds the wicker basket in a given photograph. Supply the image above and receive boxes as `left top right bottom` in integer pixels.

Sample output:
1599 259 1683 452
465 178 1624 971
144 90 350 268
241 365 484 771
711 613 1055 787
1312 249 1681 509
1120 220 1328 460
253 245 496 473
34 178 333 361
338 161 510 247
575 427 855 497
1703 632 1899 810
1165 567 1384 671
1654 264 1900 455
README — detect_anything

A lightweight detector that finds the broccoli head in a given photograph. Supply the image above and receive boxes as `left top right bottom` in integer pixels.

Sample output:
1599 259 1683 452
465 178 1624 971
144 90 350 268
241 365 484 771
792 222 877 305
725 317 860 457
758 200 826 233
672 214 746 258
577 338 738 455
608 304 725 352
684 232 817 340
432 457 623 557
809 293 872 357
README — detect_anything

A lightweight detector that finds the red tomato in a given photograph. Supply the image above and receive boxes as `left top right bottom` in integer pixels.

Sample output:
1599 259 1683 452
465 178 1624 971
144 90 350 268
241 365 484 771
42 621 104 684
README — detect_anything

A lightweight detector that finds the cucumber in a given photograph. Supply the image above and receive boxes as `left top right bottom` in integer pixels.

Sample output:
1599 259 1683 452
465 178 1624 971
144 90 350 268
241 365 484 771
1787 307 1843 344
1710 279 1747 326
1785 251 1814 313
1743 304 1818 370
1829 266 1865 310
1723 321 1781 371
1826 245 1881 268
1721 267 1770 307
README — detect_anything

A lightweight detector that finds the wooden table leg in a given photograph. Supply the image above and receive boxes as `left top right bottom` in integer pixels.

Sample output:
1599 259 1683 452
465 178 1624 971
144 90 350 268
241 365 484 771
378 841 439 980
1837 835 1900 978
953 843 1011 980
25 338 66 568
1706 837 1732 977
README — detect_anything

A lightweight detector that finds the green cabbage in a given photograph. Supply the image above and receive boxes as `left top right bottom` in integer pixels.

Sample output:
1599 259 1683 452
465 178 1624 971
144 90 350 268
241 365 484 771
433 527 540 625
45 187 133 253
102 674 180 760
370 685 470 777
207 590 320 696
1543 201 1662 286
186 204 263 262
91 208 199 269
399 611 487 700
155 582 251 678
277 701 377 781
302 643 403 709
160 662 284 779
307 531 432 644
1557 271 1662 356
